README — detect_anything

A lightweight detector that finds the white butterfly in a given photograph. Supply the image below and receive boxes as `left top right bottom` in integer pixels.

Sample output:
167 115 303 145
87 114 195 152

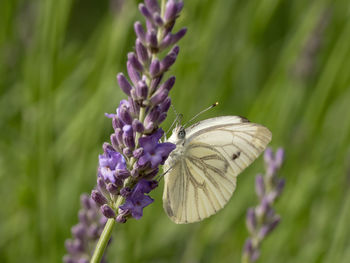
162 116 272 224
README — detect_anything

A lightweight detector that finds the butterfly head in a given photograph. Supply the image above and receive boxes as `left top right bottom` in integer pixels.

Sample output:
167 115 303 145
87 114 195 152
177 126 186 139
167 124 186 144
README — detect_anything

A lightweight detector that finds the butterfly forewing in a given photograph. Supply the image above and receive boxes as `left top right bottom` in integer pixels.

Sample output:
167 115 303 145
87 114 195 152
163 116 272 224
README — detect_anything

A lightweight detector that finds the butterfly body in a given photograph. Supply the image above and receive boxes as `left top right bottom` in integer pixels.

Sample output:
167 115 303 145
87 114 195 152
162 116 272 224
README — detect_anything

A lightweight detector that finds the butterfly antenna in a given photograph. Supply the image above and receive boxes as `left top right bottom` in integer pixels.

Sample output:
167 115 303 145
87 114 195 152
171 104 179 117
156 167 173 182
165 113 183 138
183 102 219 128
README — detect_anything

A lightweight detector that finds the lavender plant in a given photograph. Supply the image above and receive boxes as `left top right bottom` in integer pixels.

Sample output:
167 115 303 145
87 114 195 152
66 0 186 262
242 148 285 263
63 194 108 263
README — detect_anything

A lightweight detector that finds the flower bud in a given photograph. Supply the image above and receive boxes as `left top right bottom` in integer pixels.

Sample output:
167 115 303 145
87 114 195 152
136 39 149 64
107 183 120 195
115 169 130 180
112 116 123 130
114 128 124 147
153 13 163 26
243 239 253 255
145 106 160 124
131 168 139 177
127 61 141 86
119 106 132 125
149 75 163 94
91 190 108 207
164 0 177 22
171 28 187 45
149 59 160 77
134 22 146 42
255 197 270 219
145 0 160 13
246 208 257 234
132 119 144 133
133 148 144 159
146 30 158 50
160 51 177 72
101 204 116 219
128 52 143 72
139 4 153 22
97 177 107 192
160 76 175 92
116 215 127 223
63 255 74 263
136 80 148 100
160 34 172 49
264 148 273 165
275 148 285 168
276 178 285 196
176 1 184 14
117 73 132 96
258 216 280 240
159 97 171 112
88 223 99 238
255 174 265 198
78 210 88 225
150 90 168 106
71 224 85 239
123 147 133 157
171 45 180 55
120 187 132 197
157 112 167 124
144 122 155 133
110 133 120 151
80 194 91 210
128 97 139 116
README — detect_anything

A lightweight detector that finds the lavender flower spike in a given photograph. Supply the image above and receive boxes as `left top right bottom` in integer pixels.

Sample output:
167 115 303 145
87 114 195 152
63 194 109 263
86 1 186 262
242 147 285 263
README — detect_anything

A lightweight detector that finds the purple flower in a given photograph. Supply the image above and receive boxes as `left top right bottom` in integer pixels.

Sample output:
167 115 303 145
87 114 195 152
242 147 285 263
138 128 176 168
98 145 127 183
119 179 158 219
63 194 109 263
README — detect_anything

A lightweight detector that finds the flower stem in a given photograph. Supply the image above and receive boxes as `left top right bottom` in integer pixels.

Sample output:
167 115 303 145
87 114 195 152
91 196 124 263
90 219 115 263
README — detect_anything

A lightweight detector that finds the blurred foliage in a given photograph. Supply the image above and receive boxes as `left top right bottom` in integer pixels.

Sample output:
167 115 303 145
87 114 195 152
1 0 350 262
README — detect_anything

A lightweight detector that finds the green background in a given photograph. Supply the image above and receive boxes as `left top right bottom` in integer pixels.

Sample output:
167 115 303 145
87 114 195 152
1 0 350 262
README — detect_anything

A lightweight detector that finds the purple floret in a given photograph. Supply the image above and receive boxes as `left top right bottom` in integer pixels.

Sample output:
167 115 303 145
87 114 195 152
138 128 176 168
98 147 127 183
119 179 158 219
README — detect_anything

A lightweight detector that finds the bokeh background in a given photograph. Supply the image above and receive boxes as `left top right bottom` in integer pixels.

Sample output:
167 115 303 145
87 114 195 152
1 0 350 262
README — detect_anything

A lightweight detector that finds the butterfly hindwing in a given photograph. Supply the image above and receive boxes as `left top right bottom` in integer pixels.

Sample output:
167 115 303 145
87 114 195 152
163 116 272 224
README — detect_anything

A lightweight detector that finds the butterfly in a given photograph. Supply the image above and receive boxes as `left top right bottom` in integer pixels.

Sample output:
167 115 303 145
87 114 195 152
162 115 272 224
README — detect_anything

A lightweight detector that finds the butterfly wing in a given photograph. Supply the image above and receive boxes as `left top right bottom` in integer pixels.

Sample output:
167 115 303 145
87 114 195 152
163 116 272 224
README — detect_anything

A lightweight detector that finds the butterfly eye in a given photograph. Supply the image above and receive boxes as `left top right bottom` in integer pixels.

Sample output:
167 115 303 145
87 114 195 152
178 129 186 139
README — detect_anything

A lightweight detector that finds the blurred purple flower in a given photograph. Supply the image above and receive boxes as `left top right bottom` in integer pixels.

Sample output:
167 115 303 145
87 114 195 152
242 147 285 263
63 194 109 263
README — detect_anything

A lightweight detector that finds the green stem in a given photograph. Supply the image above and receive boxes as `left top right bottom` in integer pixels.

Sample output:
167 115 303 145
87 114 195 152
91 196 124 263
241 254 250 263
90 219 115 263
160 0 166 18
